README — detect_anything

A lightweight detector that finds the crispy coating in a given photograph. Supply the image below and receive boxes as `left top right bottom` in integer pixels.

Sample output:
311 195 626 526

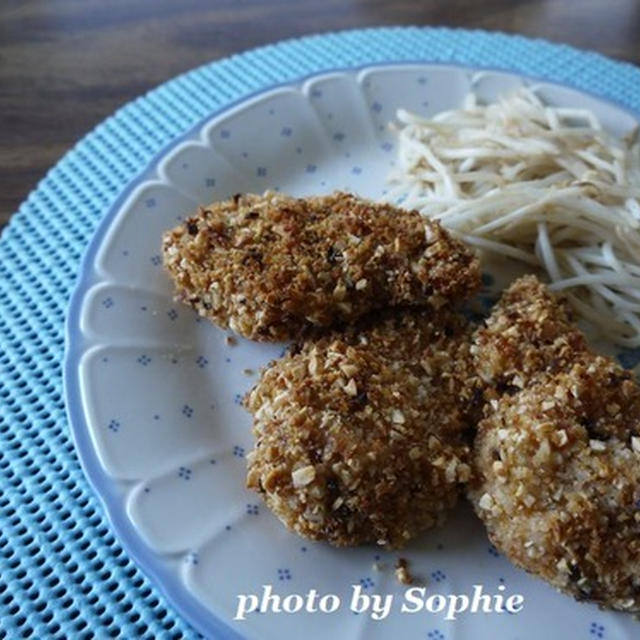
471 274 589 391
469 359 640 611
162 191 480 341
244 309 480 548
469 275 640 611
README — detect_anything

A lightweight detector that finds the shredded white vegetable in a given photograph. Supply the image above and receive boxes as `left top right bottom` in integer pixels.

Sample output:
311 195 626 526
386 86 640 346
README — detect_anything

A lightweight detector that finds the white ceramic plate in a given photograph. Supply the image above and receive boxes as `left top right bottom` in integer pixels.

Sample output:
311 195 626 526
65 64 640 640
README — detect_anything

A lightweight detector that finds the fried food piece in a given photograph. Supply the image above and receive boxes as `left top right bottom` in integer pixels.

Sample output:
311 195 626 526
469 358 640 611
471 274 589 391
162 191 480 341
244 309 479 548
470 275 640 610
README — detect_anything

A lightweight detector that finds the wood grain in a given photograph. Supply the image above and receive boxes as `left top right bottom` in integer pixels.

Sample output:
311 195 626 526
2 0 639 228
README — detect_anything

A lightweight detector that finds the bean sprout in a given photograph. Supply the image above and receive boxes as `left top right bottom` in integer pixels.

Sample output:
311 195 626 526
386 86 640 346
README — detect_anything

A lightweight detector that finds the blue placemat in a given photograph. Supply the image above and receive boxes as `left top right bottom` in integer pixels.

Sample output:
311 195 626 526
2 27 640 639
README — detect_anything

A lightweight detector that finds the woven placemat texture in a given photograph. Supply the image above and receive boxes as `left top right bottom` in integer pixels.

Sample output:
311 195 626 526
2 27 640 639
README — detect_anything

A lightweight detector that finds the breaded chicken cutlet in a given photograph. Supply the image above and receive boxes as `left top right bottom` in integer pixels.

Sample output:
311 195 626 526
244 308 480 548
471 274 589 392
162 191 480 341
469 275 640 611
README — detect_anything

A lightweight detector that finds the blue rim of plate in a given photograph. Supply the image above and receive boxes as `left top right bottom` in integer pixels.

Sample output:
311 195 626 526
63 59 640 639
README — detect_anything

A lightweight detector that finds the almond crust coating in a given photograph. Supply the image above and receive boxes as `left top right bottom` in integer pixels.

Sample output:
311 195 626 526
471 274 589 392
469 359 640 611
469 275 640 611
162 191 480 341
244 309 480 548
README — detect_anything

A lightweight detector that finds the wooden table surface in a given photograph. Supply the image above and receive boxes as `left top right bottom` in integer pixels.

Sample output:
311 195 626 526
2 0 639 230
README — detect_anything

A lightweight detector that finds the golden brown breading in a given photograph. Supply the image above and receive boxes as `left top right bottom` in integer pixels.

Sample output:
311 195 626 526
469 358 640 611
162 191 480 341
471 274 589 391
244 309 480 548
469 274 640 611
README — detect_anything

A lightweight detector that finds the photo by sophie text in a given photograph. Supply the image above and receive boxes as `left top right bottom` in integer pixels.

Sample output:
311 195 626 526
234 584 524 621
